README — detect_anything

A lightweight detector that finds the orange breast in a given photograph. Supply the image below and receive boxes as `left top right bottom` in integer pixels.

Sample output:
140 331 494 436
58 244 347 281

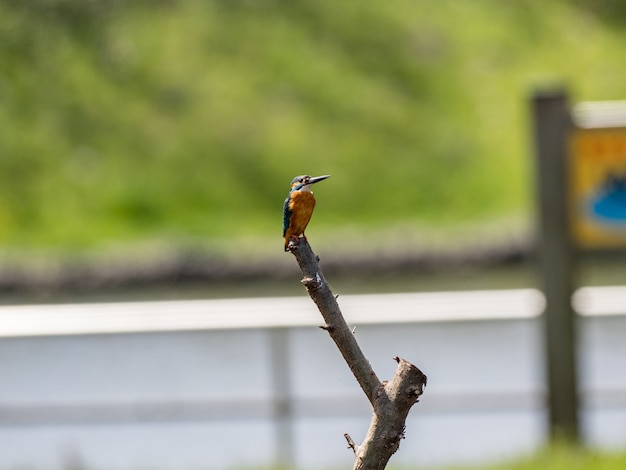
286 191 316 238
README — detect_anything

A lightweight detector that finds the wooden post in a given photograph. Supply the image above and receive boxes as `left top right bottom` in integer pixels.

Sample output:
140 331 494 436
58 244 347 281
269 327 295 467
531 89 579 441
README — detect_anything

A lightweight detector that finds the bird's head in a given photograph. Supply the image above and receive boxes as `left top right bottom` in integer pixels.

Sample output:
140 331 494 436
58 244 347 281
289 174 331 192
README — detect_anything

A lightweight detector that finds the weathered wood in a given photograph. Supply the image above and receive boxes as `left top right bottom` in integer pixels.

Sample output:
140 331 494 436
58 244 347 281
531 89 579 440
288 238 427 470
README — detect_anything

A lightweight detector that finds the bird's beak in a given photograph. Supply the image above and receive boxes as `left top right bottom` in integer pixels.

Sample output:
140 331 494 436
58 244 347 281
309 175 331 185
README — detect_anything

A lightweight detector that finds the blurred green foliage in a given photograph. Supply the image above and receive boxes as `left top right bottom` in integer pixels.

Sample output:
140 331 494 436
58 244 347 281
441 444 626 470
249 445 626 470
1 0 626 253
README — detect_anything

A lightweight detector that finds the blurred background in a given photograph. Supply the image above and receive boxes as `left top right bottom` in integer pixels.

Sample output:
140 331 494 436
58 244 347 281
1 0 625 295
2 0 626 469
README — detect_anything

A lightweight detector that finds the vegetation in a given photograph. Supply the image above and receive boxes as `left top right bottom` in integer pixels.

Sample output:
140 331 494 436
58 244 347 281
2 0 626 258
243 446 626 470
433 444 626 470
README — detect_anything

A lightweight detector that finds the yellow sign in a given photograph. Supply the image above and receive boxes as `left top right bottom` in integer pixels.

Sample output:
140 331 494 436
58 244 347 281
569 127 626 248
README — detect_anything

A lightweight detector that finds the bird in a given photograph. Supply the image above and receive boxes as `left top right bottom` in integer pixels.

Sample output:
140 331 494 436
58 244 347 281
283 174 330 251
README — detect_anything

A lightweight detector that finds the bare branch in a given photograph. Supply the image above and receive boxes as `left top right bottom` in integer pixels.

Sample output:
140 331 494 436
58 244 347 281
344 433 358 454
287 239 427 470
289 238 381 403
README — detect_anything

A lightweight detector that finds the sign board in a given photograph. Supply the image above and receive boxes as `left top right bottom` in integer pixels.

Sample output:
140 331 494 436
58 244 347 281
569 103 626 249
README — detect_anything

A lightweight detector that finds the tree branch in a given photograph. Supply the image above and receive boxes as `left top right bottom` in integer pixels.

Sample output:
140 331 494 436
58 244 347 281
288 239 427 470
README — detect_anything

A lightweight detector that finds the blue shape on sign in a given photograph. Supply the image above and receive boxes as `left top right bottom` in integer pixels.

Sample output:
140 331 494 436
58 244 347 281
590 173 626 224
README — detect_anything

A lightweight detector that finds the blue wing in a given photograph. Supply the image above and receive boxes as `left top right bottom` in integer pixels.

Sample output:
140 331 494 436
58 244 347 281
282 195 292 237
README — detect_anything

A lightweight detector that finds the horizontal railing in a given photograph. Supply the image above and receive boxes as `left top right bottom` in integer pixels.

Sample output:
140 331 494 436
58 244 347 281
0 286 624 337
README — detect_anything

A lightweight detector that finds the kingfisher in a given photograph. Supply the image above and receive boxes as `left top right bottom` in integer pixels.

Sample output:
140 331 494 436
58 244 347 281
283 174 330 251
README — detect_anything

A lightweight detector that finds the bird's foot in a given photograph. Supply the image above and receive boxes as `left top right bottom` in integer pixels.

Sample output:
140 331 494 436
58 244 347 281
285 236 308 252
285 236 301 252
